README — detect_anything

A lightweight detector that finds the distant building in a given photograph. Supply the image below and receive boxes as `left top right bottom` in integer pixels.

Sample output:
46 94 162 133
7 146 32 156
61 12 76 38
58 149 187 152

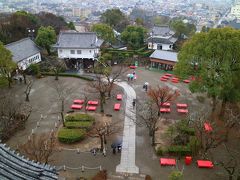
0 143 58 179
230 4 240 19
149 50 178 71
147 26 177 51
5 38 42 70
53 32 103 69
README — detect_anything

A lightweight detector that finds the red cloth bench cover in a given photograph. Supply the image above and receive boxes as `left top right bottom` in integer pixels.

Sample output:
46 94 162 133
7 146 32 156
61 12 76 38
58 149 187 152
161 102 170 107
164 73 173 77
172 80 179 83
176 103 188 108
116 94 122 100
73 99 84 104
204 123 213 132
160 158 176 166
114 103 121 110
129 65 136 69
183 79 190 83
160 78 168 82
177 109 188 114
197 160 214 168
88 101 99 105
71 104 83 110
172 77 179 81
86 106 97 111
162 76 170 79
185 156 192 165
160 108 171 113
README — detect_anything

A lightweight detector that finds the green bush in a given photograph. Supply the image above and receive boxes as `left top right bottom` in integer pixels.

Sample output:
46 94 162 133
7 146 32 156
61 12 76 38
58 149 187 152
28 63 40 76
65 113 95 122
156 147 167 156
177 120 195 136
168 171 183 180
41 72 94 81
65 121 94 129
58 128 86 143
168 145 192 156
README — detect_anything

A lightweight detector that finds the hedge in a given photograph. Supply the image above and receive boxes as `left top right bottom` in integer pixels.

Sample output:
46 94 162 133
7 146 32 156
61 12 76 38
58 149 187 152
65 121 94 129
65 113 95 122
168 145 192 156
58 128 86 143
41 72 94 81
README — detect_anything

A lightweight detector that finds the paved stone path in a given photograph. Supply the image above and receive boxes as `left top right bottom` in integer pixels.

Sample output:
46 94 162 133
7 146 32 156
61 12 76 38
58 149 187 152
116 81 139 174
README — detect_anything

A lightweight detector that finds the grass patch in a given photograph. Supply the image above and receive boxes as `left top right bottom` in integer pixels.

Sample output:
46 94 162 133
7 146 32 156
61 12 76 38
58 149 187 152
58 128 86 143
65 113 95 122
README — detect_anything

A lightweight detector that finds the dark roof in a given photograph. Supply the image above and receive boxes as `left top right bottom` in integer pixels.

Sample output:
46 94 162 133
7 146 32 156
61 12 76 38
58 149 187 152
0 143 58 180
5 38 41 63
152 26 175 36
150 50 178 62
147 37 177 44
53 32 104 49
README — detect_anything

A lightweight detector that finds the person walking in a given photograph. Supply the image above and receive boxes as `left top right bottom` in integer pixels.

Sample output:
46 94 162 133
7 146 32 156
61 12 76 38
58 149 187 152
103 148 106 157
132 99 136 107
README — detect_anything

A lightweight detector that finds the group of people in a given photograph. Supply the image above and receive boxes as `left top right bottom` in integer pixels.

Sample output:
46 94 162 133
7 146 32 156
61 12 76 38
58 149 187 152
127 70 137 81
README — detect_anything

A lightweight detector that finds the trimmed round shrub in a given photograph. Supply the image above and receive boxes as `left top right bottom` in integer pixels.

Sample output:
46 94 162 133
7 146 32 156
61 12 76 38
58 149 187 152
65 113 95 122
58 128 86 143
169 170 183 180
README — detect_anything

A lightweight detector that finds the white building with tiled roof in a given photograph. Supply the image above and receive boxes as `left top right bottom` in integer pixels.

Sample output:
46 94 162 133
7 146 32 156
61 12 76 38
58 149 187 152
5 38 42 70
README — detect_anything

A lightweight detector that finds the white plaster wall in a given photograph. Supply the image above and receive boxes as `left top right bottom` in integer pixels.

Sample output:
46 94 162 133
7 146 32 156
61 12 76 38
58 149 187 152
58 48 98 59
18 52 41 70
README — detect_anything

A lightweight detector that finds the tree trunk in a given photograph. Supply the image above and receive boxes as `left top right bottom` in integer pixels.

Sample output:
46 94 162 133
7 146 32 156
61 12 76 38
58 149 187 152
100 93 104 113
61 100 65 127
55 73 59 80
103 134 107 144
25 95 29 102
7 75 11 88
47 47 51 55
23 74 27 84
220 98 227 117
212 96 217 113
152 130 155 146
100 135 104 151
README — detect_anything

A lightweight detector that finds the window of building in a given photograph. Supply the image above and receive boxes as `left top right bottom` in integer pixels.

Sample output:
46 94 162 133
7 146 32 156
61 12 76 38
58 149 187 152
70 50 75 54
77 50 82 54
89 50 92 53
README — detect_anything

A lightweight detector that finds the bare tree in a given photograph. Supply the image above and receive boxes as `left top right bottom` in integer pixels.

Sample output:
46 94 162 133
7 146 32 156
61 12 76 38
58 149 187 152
0 93 32 141
138 100 160 146
147 85 179 116
24 80 33 102
51 80 72 127
88 121 121 151
48 57 66 80
18 132 56 164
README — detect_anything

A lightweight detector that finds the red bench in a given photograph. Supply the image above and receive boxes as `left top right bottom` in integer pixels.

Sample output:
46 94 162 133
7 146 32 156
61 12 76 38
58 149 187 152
88 101 99 105
161 102 170 107
176 103 188 108
177 109 188 114
129 65 136 69
172 80 179 83
164 73 173 77
114 103 121 111
86 106 97 111
160 78 168 82
116 94 122 100
162 76 170 79
197 160 214 168
71 104 83 110
160 158 176 166
183 79 190 83
204 123 213 132
160 108 171 113
73 99 84 104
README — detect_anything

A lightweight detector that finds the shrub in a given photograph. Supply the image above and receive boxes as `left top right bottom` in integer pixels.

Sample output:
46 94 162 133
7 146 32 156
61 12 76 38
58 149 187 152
156 147 167 156
168 145 192 156
28 63 40 76
65 113 95 122
169 171 183 180
58 128 86 143
65 121 94 129
41 72 94 81
188 136 200 156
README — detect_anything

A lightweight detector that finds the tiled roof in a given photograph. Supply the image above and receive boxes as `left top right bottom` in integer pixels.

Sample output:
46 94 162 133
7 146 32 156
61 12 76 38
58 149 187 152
53 32 103 49
150 50 178 62
5 38 41 63
147 37 177 44
152 26 175 36
0 143 58 180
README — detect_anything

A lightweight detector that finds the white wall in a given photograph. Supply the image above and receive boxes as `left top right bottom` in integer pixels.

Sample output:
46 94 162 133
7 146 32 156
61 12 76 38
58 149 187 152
18 52 41 70
148 42 173 51
58 48 99 59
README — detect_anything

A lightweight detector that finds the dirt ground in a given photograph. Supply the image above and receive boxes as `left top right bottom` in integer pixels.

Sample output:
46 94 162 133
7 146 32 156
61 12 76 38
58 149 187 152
3 68 239 180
